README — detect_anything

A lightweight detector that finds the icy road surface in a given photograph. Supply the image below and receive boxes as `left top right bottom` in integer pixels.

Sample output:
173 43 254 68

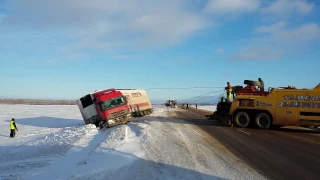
0 104 265 180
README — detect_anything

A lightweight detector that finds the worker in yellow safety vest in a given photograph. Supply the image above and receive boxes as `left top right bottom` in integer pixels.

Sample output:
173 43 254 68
226 82 232 102
10 118 18 137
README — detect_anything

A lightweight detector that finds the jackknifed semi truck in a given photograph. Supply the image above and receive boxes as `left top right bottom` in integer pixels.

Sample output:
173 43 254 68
77 88 153 128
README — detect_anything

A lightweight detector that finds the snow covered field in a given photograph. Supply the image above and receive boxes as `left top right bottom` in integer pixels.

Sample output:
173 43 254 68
0 104 265 180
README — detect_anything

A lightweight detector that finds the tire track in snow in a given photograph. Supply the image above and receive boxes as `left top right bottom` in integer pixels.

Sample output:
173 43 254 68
165 122 216 179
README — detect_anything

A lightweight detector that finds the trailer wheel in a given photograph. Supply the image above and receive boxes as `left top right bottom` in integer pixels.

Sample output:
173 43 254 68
255 113 271 129
234 111 250 128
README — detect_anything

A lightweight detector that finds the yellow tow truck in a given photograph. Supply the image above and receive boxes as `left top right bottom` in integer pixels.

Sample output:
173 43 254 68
207 80 320 129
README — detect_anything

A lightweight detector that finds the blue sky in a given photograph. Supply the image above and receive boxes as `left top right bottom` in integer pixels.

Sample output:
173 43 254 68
0 0 320 103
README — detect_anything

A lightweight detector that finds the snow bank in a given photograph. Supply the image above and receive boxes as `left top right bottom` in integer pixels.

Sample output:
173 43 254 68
196 105 217 112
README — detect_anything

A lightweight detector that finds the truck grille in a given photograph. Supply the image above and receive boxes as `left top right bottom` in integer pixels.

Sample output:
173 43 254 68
108 109 128 123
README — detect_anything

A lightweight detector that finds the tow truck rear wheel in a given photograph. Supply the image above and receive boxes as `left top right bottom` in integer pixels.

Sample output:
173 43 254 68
234 111 250 128
255 113 271 129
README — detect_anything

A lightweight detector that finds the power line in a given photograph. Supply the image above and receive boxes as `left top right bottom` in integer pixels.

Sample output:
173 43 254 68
178 89 224 103
145 86 225 90
179 91 219 102
185 94 223 103
183 94 223 103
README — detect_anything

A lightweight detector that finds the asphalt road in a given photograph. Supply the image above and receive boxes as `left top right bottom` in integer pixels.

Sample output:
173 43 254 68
172 107 320 180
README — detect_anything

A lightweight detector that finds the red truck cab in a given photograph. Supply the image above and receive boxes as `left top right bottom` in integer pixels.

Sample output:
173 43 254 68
92 89 131 128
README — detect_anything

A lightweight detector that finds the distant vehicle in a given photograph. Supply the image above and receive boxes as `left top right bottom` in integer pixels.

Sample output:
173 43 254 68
77 89 153 128
207 80 320 129
165 100 177 108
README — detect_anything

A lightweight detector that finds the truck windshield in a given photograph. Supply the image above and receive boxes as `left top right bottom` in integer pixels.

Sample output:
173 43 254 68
100 96 127 111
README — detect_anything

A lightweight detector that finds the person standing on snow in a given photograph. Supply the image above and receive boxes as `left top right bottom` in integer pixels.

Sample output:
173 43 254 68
10 118 18 137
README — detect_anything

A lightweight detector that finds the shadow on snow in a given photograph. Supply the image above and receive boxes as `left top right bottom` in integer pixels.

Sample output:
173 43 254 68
5 116 83 128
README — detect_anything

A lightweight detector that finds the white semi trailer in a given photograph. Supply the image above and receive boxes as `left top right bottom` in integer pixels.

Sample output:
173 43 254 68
119 89 153 116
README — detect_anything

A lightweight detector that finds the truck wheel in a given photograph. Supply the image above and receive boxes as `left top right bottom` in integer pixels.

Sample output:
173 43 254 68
234 111 250 128
255 113 271 129
99 121 108 129
95 122 100 128
244 80 261 86
99 122 102 129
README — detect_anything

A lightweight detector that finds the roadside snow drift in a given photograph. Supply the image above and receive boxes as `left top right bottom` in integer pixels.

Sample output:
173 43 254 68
196 105 217 112
0 104 265 180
